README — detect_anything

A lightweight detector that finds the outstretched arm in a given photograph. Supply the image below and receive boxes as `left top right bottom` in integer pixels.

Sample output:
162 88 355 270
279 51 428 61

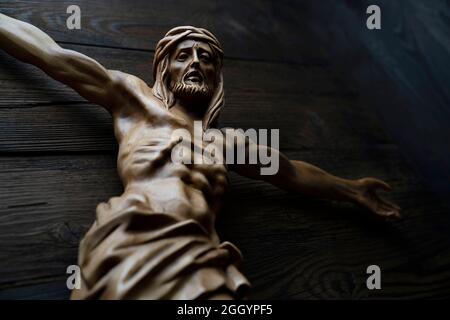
0 13 124 110
227 131 401 218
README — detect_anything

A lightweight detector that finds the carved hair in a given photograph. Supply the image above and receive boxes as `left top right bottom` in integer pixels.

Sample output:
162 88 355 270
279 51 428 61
152 26 224 130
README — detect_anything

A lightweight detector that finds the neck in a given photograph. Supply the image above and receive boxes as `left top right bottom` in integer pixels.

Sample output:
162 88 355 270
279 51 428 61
170 100 206 126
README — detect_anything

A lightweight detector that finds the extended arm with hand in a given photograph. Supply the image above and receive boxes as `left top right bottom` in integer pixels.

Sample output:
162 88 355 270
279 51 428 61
230 133 401 218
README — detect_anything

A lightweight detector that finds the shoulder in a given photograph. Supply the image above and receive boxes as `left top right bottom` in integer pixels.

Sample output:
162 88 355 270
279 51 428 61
107 71 172 123
107 70 157 109
109 70 152 96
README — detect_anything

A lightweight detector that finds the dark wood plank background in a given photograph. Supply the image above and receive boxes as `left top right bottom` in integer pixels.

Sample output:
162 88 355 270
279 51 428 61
0 0 449 299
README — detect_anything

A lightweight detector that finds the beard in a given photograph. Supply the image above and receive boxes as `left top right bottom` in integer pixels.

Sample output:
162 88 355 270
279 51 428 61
169 81 213 106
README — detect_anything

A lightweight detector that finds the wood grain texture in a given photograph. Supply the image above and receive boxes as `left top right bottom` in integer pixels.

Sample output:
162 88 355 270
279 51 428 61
0 0 325 64
300 0 450 195
0 0 449 300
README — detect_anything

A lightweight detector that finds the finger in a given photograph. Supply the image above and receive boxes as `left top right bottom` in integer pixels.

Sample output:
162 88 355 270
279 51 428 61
372 194 393 210
360 194 400 218
377 208 401 219
385 213 401 221
380 198 401 211
378 204 401 218
387 210 401 219
372 179 392 192
376 194 401 210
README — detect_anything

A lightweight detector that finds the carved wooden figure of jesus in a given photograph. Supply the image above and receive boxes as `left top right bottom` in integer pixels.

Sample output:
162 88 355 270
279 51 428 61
0 14 400 300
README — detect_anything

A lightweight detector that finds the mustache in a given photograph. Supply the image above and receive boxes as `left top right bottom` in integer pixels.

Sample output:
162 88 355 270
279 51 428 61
182 68 205 82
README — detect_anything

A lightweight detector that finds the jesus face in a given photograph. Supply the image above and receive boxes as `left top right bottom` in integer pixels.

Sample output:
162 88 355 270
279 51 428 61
168 39 218 107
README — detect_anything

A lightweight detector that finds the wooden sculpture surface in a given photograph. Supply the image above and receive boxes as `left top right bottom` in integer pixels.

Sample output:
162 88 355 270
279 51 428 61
0 14 400 300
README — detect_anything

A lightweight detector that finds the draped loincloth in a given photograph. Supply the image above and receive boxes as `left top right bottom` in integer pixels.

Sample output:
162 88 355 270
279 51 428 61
70 193 251 300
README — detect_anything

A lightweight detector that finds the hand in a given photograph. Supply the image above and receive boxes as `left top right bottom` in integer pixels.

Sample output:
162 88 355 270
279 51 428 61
353 177 401 218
